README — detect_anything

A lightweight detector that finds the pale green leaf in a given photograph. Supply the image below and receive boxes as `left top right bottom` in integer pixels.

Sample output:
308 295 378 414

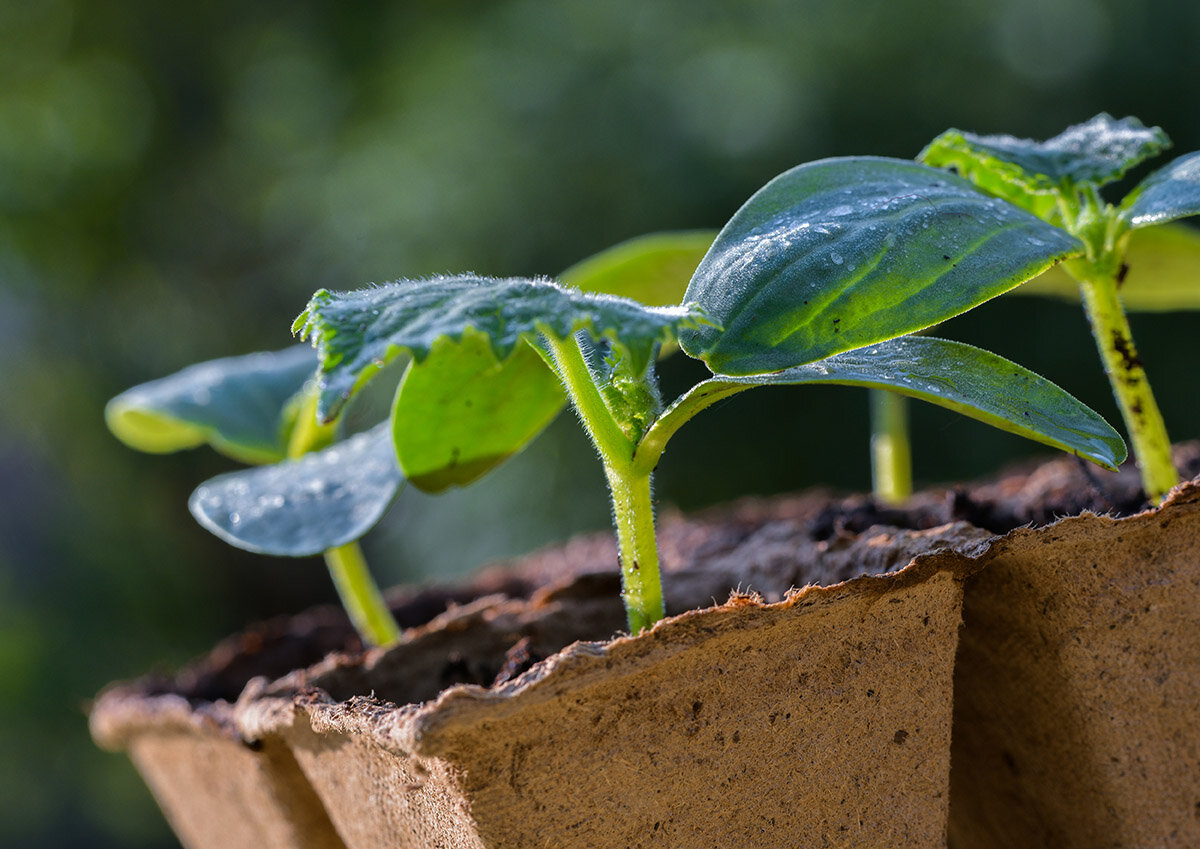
392 331 566 492
1019 223 1200 311
559 230 716 304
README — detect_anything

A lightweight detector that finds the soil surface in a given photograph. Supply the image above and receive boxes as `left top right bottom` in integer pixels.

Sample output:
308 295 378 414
139 444 1200 708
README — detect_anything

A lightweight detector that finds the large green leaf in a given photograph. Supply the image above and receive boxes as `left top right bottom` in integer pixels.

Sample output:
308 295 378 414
294 275 708 420
1019 223 1200 311
679 156 1081 375
559 230 716 304
921 114 1170 199
188 423 403 557
392 331 566 492
105 346 318 465
650 337 1125 471
1121 151 1200 228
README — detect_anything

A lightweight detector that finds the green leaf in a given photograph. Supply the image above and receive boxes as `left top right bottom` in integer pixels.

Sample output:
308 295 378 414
1120 151 1200 228
188 423 403 557
392 331 565 492
921 114 1170 200
665 337 1125 471
295 275 708 420
1018 223 1200 311
559 231 716 304
679 156 1081 375
105 346 318 465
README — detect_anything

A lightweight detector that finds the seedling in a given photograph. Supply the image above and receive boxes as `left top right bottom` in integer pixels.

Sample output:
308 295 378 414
914 114 1200 503
104 234 716 646
294 156 1124 632
106 347 405 645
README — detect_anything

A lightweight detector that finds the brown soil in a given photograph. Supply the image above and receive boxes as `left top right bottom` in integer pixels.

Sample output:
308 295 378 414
124 444 1200 714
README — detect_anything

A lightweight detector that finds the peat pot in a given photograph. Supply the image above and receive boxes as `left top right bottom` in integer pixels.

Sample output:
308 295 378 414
91 449 1200 848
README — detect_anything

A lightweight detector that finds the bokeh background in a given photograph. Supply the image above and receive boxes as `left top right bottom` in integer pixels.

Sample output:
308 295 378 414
3 1 1199 845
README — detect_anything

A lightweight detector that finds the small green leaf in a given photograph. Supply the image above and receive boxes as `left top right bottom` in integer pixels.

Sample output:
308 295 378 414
1120 151 1200 228
188 423 403 557
392 331 566 492
679 156 1081 375
295 275 708 420
685 336 1125 471
559 231 716 304
106 346 318 465
921 114 1170 199
1019 223 1200 311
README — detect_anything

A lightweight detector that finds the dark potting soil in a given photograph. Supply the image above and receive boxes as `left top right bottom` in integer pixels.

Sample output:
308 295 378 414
147 444 1200 709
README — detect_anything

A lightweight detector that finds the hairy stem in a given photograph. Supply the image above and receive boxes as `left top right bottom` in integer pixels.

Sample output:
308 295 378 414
1073 267 1177 502
543 333 662 631
604 462 664 633
870 389 913 504
325 542 401 647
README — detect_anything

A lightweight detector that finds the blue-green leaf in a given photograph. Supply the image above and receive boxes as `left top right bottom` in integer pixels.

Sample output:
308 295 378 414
658 337 1124 471
294 275 709 420
679 157 1081 375
1120 151 1200 228
105 346 318 465
188 423 403 557
921 114 1170 197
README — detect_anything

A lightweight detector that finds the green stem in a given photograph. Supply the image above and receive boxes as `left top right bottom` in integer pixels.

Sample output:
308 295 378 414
1073 266 1177 502
543 333 662 632
288 389 401 647
870 389 912 505
604 462 664 633
325 542 401 647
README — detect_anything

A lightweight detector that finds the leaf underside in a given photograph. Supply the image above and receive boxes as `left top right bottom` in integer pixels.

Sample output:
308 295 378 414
684 336 1125 471
921 114 1171 198
189 423 403 557
679 156 1082 375
105 346 318 465
1020 223 1200 311
1121 151 1200 228
295 275 708 420
392 331 566 492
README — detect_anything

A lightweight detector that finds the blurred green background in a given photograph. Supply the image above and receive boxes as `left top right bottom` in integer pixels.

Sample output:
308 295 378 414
3 0 1199 845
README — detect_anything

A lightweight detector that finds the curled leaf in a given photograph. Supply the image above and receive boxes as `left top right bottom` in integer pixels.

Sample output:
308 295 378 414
294 275 709 420
922 114 1171 198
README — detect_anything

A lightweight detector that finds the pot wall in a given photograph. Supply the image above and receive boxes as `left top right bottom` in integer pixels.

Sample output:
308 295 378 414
949 483 1200 848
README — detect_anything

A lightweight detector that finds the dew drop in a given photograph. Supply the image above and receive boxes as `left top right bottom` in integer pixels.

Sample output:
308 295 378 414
830 252 844 265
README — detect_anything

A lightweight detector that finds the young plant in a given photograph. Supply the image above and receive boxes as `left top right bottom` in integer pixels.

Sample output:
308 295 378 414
105 233 715 646
106 346 406 646
869 220 1200 504
294 156 1125 633
916 114 1200 503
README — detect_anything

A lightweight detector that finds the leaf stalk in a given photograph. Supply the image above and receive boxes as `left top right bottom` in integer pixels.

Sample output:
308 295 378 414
324 542 401 647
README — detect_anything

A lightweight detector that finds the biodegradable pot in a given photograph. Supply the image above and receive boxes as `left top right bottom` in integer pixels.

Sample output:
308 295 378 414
92 449 1200 849
947 477 1200 848
236 517 991 849
89 610 354 849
